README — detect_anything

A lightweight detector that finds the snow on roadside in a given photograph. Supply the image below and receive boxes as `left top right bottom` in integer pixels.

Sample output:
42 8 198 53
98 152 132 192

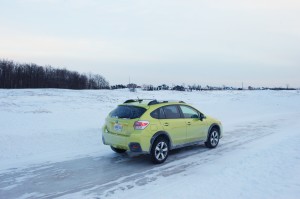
0 89 300 174
102 117 300 199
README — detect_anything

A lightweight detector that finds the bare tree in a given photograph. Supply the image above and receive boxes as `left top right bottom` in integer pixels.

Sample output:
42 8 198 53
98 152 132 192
0 59 109 89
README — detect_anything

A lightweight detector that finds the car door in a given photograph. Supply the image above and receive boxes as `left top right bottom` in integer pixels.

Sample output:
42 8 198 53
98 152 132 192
179 105 207 143
159 105 187 146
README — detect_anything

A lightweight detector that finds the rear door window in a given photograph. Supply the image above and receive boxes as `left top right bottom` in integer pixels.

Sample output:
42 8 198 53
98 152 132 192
162 105 181 119
110 105 146 119
150 108 166 119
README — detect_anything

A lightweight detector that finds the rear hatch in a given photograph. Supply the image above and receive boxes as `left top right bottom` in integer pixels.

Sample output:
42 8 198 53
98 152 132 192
106 105 147 136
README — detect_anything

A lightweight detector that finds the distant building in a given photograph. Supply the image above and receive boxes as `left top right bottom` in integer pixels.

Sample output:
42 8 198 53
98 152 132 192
157 84 169 90
127 83 137 92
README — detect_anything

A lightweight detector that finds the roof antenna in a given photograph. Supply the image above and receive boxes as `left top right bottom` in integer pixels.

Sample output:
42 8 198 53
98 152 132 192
137 97 141 103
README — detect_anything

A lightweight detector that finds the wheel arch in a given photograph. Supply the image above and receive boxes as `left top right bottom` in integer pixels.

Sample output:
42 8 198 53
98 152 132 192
206 123 221 141
149 131 173 152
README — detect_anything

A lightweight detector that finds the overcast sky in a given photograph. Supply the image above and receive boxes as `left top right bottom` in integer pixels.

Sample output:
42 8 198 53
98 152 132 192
1 0 300 87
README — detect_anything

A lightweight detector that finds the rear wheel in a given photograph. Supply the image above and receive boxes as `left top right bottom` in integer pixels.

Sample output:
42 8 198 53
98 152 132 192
111 146 127 153
205 127 220 148
151 137 169 164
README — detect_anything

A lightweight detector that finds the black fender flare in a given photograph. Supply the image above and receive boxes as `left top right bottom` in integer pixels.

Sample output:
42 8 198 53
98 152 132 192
149 131 173 152
206 123 221 141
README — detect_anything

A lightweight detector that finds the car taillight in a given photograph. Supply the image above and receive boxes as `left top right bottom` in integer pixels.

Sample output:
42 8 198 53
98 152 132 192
134 121 150 130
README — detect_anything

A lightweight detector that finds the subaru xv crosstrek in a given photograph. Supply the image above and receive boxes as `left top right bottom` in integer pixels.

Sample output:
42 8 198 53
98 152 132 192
102 99 222 164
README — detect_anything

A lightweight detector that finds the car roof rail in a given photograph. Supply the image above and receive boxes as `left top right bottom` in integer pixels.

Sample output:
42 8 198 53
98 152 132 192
123 99 137 103
164 100 185 103
148 100 159 105
148 100 185 105
123 99 156 104
124 99 185 105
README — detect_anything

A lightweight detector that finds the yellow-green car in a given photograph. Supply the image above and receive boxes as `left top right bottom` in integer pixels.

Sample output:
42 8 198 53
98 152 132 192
102 99 222 164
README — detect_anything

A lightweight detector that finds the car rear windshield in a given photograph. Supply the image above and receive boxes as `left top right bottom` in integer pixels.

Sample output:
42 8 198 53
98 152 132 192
110 105 146 119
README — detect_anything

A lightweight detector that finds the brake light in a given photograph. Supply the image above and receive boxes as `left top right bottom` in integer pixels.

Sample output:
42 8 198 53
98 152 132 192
134 121 150 130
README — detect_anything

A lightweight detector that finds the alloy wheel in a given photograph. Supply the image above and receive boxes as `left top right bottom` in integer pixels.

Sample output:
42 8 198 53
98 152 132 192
210 131 219 146
154 141 168 161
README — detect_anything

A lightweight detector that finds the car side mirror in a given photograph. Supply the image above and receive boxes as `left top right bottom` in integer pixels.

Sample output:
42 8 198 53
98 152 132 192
199 113 206 121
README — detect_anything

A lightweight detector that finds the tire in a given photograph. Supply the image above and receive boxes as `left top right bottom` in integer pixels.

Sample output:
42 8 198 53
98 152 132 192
111 146 127 153
151 137 169 164
205 127 220 148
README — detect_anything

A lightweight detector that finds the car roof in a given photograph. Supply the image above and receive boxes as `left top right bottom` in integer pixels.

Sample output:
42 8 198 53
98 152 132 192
119 99 186 108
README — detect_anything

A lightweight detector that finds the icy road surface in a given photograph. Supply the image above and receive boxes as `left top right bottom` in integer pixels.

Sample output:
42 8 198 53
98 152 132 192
0 89 300 198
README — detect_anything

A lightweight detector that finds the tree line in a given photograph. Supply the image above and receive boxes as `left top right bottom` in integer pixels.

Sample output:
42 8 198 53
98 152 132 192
0 59 109 89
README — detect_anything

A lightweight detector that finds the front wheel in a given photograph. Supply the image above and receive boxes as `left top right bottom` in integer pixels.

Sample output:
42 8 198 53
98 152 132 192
151 137 169 164
111 146 127 153
205 128 220 148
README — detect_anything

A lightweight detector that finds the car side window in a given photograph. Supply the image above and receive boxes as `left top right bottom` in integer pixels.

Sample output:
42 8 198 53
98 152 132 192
180 106 199 119
163 105 181 119
150 108 166 119
150 109 159 119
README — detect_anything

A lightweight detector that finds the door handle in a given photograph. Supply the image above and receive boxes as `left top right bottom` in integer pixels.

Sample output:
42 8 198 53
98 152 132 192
187 122 191 125
163 123 169 126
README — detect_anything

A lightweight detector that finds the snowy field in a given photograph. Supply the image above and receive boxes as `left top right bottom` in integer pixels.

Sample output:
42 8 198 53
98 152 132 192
0 89 300 199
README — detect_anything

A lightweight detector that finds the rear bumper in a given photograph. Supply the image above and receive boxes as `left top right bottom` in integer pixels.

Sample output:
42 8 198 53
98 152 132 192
102 130 151 153
128 142 143 152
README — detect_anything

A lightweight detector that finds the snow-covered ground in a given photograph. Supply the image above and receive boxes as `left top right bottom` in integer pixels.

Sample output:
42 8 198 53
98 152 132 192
0 89 300 199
